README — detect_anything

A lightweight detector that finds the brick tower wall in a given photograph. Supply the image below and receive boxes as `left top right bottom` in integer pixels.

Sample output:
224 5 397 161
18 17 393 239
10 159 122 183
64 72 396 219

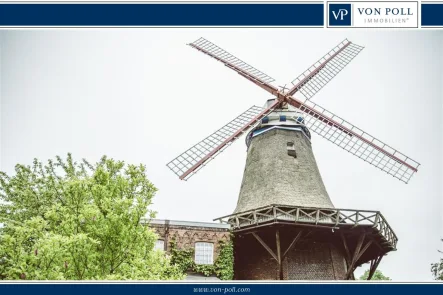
234 231 347 280
284 242 347 280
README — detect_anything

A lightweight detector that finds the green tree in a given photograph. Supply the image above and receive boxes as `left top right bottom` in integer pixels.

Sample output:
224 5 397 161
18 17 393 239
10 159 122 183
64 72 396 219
0 154 183 280
359 269 391 281
431 239 443 280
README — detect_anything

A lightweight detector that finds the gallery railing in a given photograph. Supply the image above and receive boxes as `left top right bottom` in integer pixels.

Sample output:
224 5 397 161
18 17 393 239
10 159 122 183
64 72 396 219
214 204 397 249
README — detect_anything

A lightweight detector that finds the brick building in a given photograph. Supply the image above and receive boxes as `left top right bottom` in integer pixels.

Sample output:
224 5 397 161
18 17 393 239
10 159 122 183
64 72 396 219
144 219 231 279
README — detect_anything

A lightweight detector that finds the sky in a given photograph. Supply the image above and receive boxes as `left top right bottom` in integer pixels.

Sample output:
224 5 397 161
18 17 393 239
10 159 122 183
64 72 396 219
0 30 442 281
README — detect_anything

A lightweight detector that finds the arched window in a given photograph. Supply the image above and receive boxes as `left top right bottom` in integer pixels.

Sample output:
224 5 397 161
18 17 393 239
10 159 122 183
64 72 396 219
154 240 165 251
194 242 214 265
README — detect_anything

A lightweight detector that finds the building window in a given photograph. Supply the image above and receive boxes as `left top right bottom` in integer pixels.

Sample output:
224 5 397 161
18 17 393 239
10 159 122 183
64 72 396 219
287 141 296 158
154 240 165 251
195 242 214 265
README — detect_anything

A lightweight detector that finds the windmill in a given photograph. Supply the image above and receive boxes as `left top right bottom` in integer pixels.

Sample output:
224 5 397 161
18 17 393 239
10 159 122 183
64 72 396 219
167 38 420 280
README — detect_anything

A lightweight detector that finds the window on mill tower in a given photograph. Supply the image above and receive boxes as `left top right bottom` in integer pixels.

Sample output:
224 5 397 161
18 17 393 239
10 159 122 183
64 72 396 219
287 141 296 158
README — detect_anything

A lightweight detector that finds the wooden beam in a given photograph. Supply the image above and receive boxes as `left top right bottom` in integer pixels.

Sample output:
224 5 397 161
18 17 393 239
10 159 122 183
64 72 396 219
233 221 338 234
276 230 283 280
164 220 170 251
345 233 365 280
367 255 383 280
340 233 352 266
345 234 374 280
282 230 304 260
355 240 373 263
276 230 281 264
252 232 278 262
353 233 366 261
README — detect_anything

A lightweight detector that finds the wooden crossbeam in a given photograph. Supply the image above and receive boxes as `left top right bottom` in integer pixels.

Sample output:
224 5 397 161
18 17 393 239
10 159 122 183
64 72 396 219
355 240 373 263
252 229 309 280
252 232 278 261
367 255 383 280
344 234 365 279
282 230 304 259
345 233 374 280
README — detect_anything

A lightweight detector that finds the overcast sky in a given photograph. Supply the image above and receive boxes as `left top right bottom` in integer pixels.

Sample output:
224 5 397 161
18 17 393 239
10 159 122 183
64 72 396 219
0 30 442 281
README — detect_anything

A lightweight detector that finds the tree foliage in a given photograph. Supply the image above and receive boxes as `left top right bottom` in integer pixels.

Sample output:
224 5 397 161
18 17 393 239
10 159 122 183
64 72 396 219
0 154 183 280
359 269 391 281
431 239 443 280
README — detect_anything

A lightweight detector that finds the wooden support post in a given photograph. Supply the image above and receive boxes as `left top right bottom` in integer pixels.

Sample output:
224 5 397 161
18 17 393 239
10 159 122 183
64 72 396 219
276 229 283 280
345 233 373 280
367 255 383 280
345 233 365 279
340 232 354 280
164 219 170 251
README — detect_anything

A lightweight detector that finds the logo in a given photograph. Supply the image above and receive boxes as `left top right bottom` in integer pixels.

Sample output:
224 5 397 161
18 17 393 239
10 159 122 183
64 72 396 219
329 4 352 26
328 2 418 28
332 9 349 21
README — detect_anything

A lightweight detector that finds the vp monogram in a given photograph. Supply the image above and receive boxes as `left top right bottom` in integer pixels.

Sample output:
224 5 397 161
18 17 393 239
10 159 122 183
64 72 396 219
332 9 349 20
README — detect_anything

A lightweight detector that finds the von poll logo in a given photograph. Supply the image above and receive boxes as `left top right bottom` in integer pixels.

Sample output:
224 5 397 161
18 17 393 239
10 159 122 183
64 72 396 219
332 9 349 21
329 4 352 26
328 2 418 28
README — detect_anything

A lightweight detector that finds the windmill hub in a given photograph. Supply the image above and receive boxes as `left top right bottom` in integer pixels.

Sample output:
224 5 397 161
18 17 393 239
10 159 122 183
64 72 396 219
245 100 311 148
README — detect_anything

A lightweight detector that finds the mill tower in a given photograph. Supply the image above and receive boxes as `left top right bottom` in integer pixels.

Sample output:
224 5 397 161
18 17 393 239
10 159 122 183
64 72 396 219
234 100 333 214
167 38 420 280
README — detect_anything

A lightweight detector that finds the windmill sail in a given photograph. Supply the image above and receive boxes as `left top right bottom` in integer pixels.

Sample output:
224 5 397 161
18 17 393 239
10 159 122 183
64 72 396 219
172 37 420 183
286 98 420 183
287 39 364 100
189 38 280 96
189 37 275 84
167 102 279 180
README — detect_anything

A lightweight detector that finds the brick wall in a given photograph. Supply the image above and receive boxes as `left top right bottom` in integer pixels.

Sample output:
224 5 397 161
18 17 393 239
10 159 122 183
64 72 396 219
234 233 279 280
284 242 346 280
148 221 347 280
150 223 230 261
234 229 347 280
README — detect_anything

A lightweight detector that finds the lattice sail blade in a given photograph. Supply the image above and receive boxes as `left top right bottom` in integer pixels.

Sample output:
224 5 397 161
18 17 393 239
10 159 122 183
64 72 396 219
167 103 278 180
189 37 279 95
287 98 420 183
287 39 364 99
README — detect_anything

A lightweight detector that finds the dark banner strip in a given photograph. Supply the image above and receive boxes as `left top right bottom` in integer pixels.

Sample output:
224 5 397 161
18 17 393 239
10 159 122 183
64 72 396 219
421 3 443 26
0 283 443 295
0 3 324 27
